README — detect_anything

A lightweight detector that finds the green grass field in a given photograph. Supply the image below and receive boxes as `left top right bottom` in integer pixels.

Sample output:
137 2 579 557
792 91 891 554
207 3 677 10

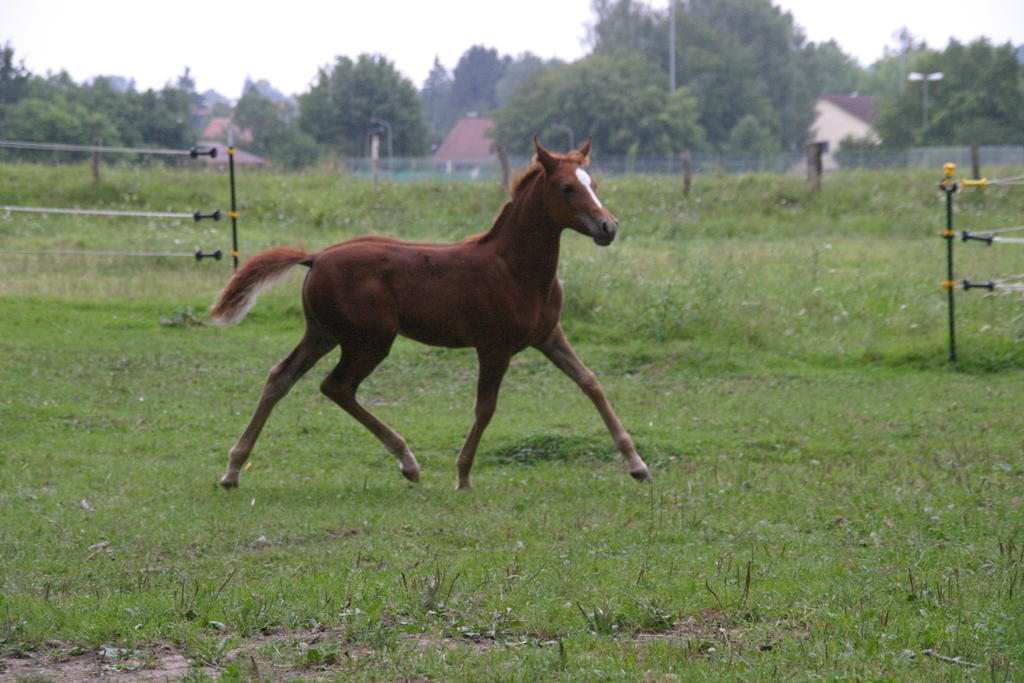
1 162 1022 680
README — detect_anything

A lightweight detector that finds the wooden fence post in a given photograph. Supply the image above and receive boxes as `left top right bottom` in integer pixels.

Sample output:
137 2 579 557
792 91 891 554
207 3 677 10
681 149 692 196
371 134 380 191
806 141 825 193
970 144 981 180
497 145 511 194
92 138 102 185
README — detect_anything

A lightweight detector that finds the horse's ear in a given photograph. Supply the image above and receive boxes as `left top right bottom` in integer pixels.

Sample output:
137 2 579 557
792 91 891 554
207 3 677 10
534 136 558 175
577 137 592 160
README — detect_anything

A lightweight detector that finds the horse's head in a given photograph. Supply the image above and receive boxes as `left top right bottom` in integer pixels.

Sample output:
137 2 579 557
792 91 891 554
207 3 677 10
534 137 619 246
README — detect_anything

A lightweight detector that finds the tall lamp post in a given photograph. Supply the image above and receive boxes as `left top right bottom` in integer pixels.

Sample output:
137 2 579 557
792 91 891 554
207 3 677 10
907 71 943 127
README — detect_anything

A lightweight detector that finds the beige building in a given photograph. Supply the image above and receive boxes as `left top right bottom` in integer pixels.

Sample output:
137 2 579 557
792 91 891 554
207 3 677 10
810 95 879 170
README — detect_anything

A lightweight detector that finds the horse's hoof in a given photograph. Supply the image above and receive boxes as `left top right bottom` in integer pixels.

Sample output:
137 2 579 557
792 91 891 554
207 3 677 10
630 468 652 483
219 477 239 489
401 468 420 483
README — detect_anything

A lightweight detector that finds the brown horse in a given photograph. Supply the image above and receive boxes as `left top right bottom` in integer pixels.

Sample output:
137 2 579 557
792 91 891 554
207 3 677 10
211 138 650 490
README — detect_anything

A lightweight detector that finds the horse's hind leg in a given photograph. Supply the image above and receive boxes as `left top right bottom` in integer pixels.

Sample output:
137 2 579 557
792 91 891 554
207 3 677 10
220 330 336 488
319 338 421 482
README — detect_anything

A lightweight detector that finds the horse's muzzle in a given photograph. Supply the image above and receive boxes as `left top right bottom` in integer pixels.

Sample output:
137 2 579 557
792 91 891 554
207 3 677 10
592 218 618 246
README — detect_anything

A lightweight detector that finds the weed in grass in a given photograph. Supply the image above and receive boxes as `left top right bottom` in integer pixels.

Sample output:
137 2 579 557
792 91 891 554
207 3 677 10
402 564 460 613
576 601 625 635
296 640 341 668
159 306 207 328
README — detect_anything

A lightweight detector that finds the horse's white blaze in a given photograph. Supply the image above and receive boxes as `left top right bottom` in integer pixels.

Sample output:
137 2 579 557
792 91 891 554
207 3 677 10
575 168 603 208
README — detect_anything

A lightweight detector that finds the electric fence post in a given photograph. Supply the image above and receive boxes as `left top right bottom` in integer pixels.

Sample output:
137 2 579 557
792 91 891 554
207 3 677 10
227 145 240 270
939 162 958 363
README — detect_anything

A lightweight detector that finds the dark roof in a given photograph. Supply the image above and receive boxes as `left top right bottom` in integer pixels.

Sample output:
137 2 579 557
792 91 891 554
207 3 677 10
820 94 877 125
433 117 496 162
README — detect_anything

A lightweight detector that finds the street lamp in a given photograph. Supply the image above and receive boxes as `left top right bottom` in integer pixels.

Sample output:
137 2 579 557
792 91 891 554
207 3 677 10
907 71 943 127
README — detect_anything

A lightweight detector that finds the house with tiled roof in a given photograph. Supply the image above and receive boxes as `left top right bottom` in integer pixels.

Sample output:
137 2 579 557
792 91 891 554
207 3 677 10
810 94 879 170
433 116 496 164
200 117 254 146
195 118 264 166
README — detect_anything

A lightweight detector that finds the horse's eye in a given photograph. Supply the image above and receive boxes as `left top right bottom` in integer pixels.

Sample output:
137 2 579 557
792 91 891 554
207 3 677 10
561 185 575 195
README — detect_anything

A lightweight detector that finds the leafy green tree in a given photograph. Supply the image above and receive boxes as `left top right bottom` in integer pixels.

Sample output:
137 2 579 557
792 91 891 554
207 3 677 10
133 86 193 149
74 76 146 146
724 115 779 154
235 84 284 133
678 21 778 147
235 84 319 168
2 96 119 148
587 0 663 60
834 134 883 169
682 0 820 149
874 38 1024 146
928 39 1024 145
450 45 509 116
804 40 862 95
495 53 554 107
0 42 31 109
421 50 559 142
176 67 205 112
586 0 861 151
299 54 430 156
241 76 288 103
857 31 932 97
0 45 196 153
491 50 706 156
420 57 456 139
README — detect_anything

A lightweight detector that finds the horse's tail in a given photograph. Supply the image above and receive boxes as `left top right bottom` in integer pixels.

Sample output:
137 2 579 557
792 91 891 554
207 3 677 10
210 246 312 326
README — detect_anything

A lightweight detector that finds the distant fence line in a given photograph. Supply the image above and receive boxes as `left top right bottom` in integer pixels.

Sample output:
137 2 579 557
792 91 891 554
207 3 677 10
345 145 1024 181
4 142 1022 180
0 139 204 156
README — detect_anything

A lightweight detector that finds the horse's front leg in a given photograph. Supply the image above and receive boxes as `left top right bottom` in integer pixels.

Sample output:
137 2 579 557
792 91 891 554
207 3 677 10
535 324 651 482
455 349 511 490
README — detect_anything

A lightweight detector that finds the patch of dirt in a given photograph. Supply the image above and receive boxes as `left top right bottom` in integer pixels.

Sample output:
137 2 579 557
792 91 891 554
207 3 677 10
630 608 803 656
1 645 217 681
0 611 798 680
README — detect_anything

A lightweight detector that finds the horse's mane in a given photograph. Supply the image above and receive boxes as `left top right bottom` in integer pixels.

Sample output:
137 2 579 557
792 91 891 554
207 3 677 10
507 149 589 199
507 162 543 199
470 147 591 245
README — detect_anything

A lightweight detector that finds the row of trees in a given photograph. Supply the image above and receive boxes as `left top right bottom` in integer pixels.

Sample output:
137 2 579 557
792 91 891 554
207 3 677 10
872 38 1024 146
557 0 857 154
421 47 558 139
1 44 195 153
2 0 1023 167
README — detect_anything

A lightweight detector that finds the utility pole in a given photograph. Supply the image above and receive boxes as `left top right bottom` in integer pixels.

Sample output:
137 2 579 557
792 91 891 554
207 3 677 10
669 0 676 93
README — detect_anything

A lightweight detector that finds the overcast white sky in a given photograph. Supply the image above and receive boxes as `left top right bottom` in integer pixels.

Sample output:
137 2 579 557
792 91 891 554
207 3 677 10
2 0 1022 99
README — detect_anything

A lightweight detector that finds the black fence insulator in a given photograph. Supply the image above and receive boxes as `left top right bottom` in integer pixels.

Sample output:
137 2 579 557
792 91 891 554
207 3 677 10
960 231 994 245
193 210 221 222
962 279 995 291
190 146 218 158
194 249 223 261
